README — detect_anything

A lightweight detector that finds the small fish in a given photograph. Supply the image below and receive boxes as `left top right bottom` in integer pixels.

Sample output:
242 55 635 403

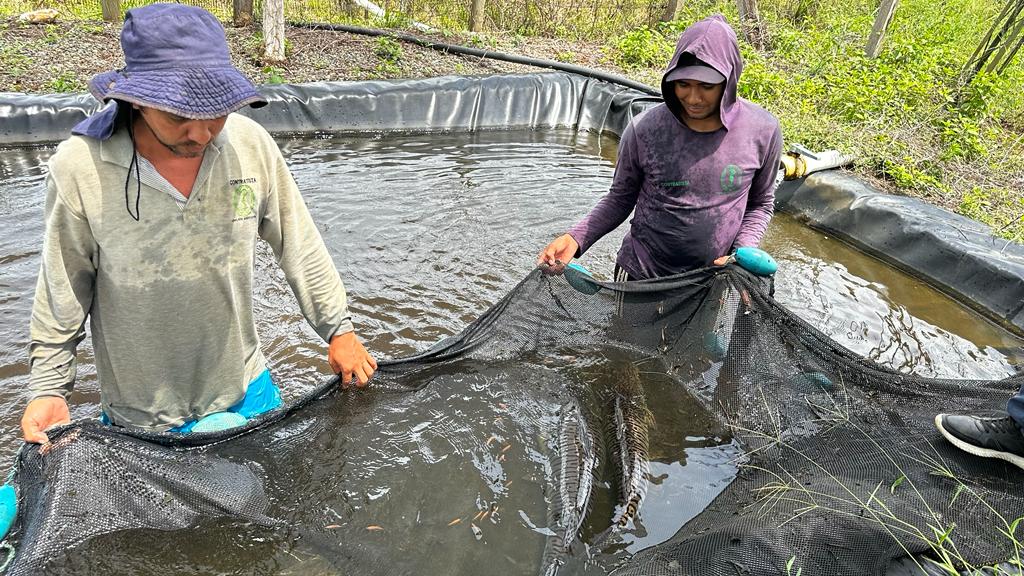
366 525 384 531
447 518 462 526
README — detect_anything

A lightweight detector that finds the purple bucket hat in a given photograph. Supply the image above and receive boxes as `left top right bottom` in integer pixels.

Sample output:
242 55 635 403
74 3 266 139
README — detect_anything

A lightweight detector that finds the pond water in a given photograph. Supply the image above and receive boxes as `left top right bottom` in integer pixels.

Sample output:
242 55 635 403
0 129 1020 573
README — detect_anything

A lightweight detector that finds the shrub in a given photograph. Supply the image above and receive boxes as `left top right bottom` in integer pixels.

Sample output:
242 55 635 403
375 36 403 63
611 26 672 69
47 71 84 93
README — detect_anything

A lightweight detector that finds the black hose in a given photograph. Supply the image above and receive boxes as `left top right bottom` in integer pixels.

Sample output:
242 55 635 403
287 21 663 98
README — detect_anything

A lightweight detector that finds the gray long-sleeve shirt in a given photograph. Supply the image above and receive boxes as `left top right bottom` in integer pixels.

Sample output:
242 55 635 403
29 114 353 430
569 15 782 279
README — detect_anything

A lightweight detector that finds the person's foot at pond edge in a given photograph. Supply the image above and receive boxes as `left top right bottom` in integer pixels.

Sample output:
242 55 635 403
935 412 1024 470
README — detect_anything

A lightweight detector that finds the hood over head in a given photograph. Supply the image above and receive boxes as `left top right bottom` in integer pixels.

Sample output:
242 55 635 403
661 14 742 130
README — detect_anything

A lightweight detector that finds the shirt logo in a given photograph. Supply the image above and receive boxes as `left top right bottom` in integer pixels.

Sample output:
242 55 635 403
720 165 742 194
232 184 256 219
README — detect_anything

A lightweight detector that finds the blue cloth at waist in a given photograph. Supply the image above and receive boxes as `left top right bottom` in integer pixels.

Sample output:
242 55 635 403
100 369 282 433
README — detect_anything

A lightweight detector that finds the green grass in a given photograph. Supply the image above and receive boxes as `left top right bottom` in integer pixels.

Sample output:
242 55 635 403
373 35 403 76
0 43 32 77
46 70 84 92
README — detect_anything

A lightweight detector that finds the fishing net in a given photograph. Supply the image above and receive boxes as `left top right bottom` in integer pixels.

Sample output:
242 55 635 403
4 266 1023 576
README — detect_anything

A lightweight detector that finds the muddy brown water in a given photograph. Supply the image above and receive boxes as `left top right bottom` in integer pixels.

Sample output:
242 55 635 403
0 129 1020 573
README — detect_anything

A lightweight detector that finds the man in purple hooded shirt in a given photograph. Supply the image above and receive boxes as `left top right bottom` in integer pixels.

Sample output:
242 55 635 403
539 15 782 280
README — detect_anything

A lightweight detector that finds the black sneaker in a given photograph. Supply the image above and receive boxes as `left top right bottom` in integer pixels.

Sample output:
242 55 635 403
935 412 1024 470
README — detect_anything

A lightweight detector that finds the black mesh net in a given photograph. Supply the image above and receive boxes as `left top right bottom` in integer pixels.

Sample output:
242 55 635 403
5 266 1023 576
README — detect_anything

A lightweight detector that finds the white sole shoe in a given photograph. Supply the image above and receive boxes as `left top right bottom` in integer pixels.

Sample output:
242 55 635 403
935 414 1024 471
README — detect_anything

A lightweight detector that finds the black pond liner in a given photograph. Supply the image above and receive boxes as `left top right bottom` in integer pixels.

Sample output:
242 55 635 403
1 49 1022 576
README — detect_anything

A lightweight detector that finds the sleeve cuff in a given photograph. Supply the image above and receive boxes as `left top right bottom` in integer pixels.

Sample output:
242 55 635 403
327 318 355 342
29 359 76 401
566 229 587 257
28 389 71 403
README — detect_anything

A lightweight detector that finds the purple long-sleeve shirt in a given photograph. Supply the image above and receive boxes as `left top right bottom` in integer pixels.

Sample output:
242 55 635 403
569 15 782 279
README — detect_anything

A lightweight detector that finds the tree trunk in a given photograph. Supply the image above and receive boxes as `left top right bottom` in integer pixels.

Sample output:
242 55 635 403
961 0 1024 87
737 0 761 23
660 0 680 23
469 0 485 32
994 19 1024 73
100 0 120 22
736 0 767 50
336 0 362 18
865 0 899 58
263 0 286 62
980 1 1024 73
233 0 253 26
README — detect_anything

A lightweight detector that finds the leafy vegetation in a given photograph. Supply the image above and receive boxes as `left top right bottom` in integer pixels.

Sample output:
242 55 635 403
45 70 84 92
261 65 285 84
555 50 575 63
602 0 1024 241
0 43 31 79
374 35 403 74
374 9 415 29
611 26 672 69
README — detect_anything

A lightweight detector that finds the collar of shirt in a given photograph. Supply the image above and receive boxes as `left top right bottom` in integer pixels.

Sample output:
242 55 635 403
98 124 226 208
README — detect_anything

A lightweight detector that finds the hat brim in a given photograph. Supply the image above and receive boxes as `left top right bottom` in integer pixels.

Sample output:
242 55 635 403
665 65 726 85
89 67 267 119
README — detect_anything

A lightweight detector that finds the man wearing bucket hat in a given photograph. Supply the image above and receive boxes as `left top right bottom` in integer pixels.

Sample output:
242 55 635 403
21 3 376 441
538 15 782 281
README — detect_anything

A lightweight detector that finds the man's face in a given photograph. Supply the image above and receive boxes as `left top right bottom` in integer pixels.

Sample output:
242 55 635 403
673 79 725 121
137 107 228 158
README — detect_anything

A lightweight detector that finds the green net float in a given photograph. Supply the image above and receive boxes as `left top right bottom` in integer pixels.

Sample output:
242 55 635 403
565 262 601 295
792 371 834 391
702 332 727 361
734 247 778 276
192 412 248 433
0 484 16 541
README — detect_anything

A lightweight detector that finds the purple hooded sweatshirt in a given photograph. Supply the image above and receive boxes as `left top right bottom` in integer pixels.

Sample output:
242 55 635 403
568 15 782 279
